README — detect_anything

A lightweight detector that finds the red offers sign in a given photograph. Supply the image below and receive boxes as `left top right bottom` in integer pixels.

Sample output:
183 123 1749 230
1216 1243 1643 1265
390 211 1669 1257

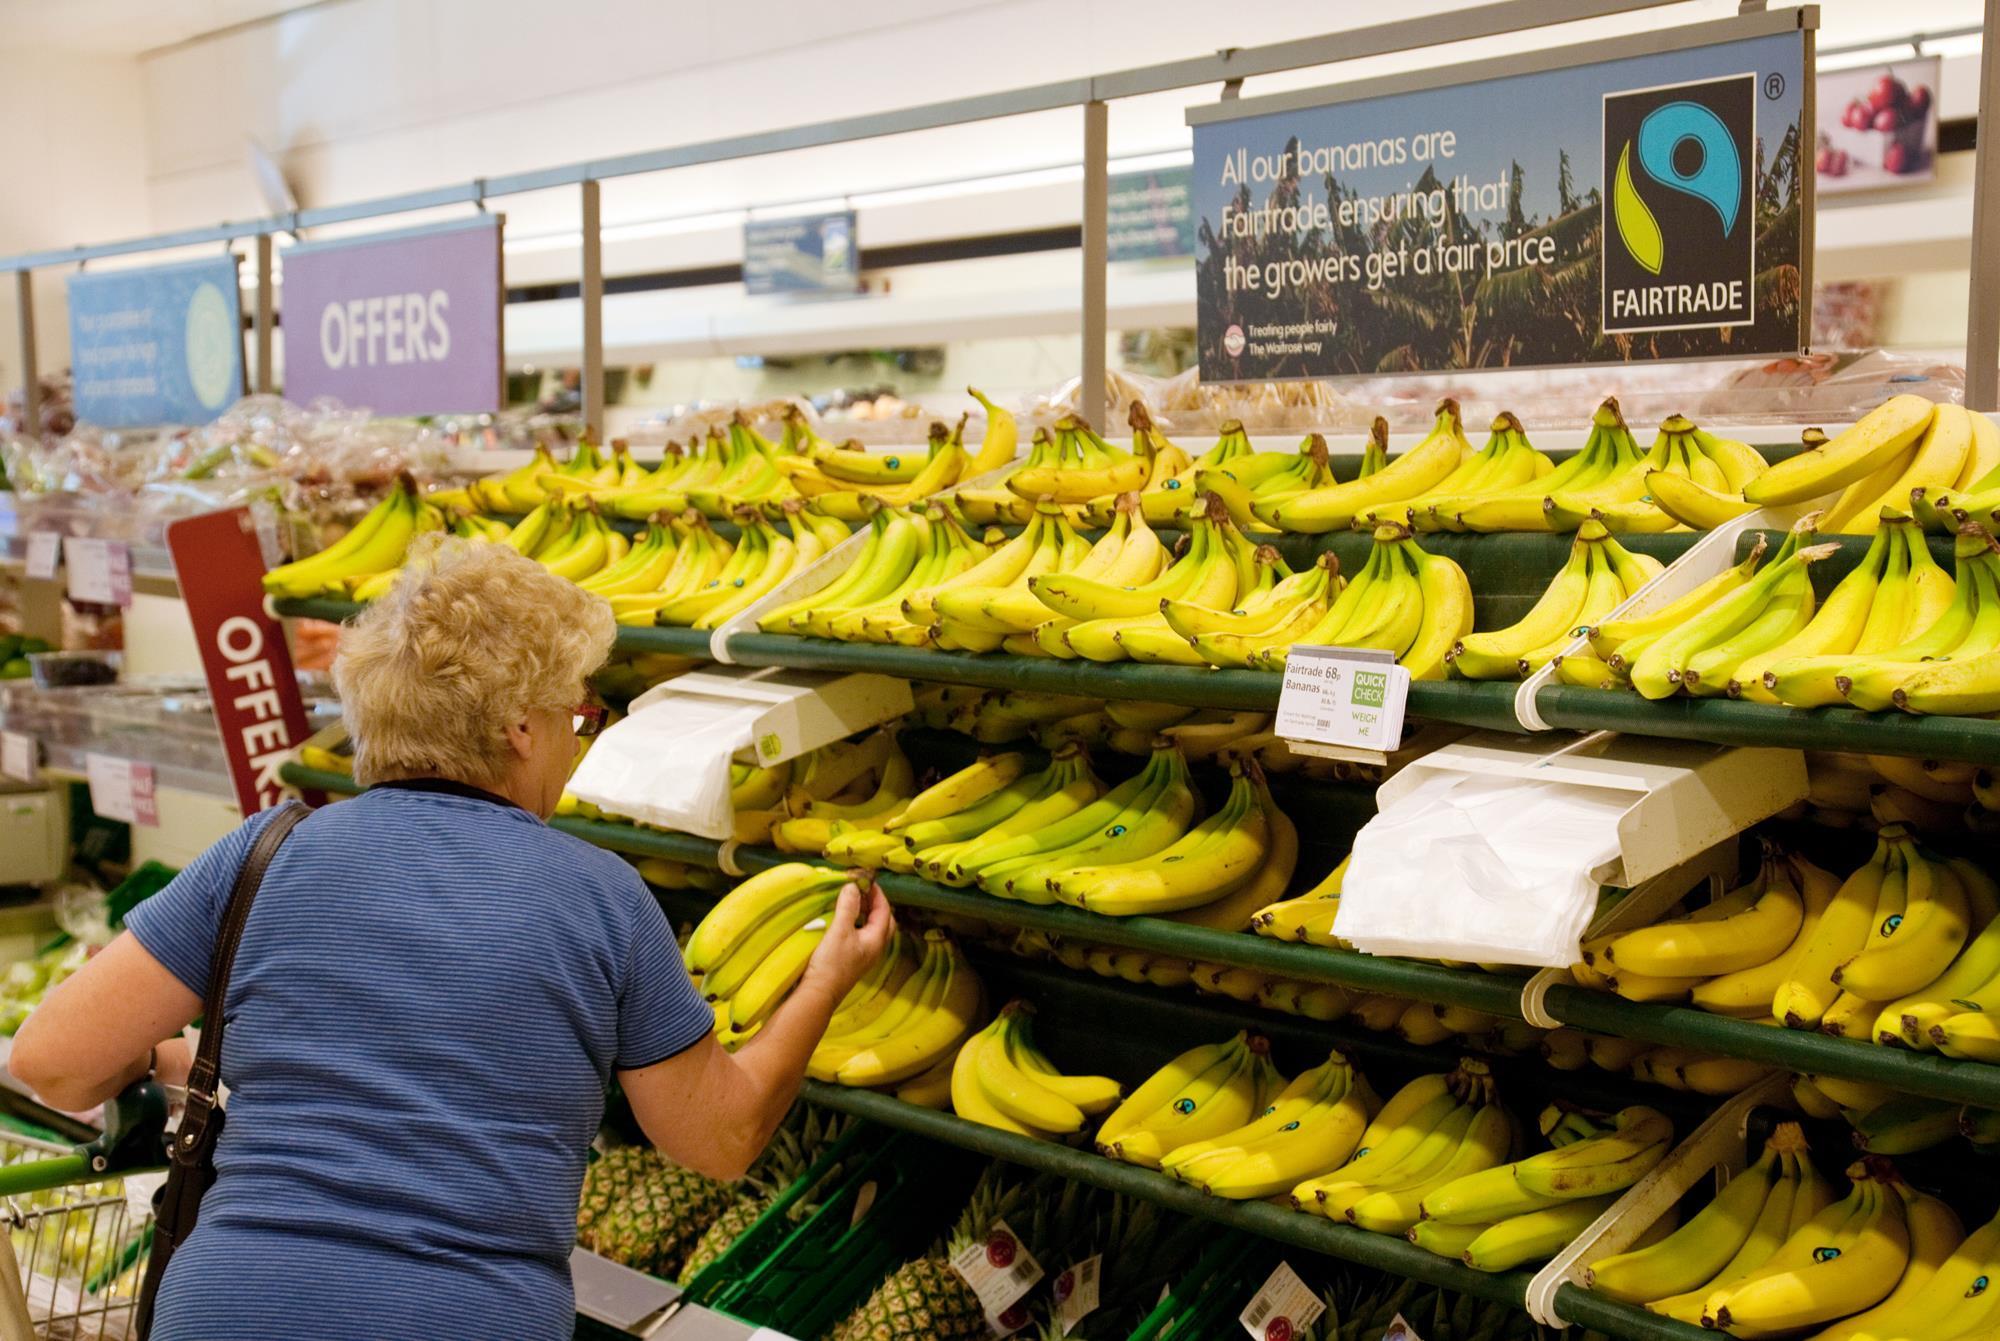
166 509 323 815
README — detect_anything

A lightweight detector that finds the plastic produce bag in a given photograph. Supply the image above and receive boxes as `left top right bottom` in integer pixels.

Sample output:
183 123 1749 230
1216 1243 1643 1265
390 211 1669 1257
564 688 764 840
1334 770 1626 967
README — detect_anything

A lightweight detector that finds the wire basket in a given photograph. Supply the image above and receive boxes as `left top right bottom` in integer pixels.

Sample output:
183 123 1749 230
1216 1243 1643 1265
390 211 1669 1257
0 1127 150 1341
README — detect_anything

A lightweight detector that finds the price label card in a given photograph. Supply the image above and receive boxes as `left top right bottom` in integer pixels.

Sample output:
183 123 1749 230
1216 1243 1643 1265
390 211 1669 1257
1239 1262 1324 1341
86 754 158 827
65 538 133 607
949 1218 1042 1327
1275 645 1408 752
1 732 35 783
1382 1314 1424 1341
1055 1255 1101 1336
24 531 61 580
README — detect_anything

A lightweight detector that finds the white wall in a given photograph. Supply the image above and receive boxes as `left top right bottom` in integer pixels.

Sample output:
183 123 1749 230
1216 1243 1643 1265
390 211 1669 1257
0 50 152 388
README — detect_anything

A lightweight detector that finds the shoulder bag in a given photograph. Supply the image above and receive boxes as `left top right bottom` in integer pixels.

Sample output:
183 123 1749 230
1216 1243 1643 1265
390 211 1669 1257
134 800 310 1339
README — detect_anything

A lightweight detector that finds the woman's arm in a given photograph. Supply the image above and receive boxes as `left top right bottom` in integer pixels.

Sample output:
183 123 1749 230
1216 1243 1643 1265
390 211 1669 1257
10 934 201 1112
618 881 893 1181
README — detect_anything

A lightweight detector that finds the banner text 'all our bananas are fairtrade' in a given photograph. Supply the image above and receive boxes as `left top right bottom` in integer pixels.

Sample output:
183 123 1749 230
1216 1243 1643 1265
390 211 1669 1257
1188 25 1808 379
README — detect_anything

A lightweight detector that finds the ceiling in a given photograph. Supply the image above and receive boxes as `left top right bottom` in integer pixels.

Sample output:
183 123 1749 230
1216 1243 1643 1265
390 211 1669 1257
0 0 1984 61
0 0 323 56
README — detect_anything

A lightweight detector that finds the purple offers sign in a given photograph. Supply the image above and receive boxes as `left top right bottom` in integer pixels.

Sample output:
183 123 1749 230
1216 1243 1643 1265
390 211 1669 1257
281 216 504 415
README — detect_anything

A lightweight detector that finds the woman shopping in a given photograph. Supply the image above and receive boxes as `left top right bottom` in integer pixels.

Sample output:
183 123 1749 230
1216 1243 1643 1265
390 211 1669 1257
9 536 894 1340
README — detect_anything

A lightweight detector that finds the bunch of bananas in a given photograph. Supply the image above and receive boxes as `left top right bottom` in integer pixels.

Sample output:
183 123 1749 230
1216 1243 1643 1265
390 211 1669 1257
1796 750 1997 835
1446 520 1664 679
776 416 991 522
451 435 645 514
1253 856 1349 944
1094 1031 1284 1169
1195 425 1384 534
1746 395 2000 538
1583 1122 1834 1325
1158 1049 1372 1198
907 501 1096 652
261 476 444 599
1788 1076 1981 1158
1539 1027 1781 1097
683 862 854 1042
1571 515 1846 698
719 728 902 848
770 732 918 855
1426 398 1637 535
999 414 1161 509
1086 415 1252 529
806 927 984 1089
757 501 989 644
1260 400 1477 533
830 745 1100 875
1400 1102 1672 1271
1569 831 2000 1056
945 1000 1122 1138
1291 1062 1510 1228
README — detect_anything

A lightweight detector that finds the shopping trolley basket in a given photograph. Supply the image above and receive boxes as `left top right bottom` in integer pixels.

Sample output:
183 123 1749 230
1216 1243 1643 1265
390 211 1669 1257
0 1084 167 1341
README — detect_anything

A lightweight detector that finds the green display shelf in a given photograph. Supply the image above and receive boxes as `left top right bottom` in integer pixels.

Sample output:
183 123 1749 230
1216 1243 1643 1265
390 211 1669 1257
795 1083 1538 1308
797 1085 1714 1340
273 767 2000 1107
1533 686 2000 767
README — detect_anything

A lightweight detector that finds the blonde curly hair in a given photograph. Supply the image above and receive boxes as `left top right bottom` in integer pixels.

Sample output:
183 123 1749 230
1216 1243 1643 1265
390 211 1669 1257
333 535 616 787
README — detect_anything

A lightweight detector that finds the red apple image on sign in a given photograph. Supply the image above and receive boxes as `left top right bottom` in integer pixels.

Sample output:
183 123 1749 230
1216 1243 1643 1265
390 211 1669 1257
1818 57 1938 191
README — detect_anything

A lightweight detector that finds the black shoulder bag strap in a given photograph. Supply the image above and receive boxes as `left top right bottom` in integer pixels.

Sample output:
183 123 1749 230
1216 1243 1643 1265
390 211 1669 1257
135 800 310 1340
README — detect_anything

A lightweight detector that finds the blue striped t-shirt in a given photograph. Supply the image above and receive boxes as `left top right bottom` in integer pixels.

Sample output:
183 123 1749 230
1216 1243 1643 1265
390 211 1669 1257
123 781 713 1340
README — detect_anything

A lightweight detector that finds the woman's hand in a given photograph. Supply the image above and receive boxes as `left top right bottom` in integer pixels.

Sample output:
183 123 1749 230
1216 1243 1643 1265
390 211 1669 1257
800 880 895 1003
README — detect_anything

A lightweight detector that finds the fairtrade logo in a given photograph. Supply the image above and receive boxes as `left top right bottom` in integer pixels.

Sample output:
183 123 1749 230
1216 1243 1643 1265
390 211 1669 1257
1601 73 1756 335
1612 101 1742 276
1173 1097 1197 1114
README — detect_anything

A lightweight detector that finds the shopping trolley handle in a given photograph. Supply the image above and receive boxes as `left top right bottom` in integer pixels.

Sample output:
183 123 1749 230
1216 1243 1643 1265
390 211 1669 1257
86 1079 171 1177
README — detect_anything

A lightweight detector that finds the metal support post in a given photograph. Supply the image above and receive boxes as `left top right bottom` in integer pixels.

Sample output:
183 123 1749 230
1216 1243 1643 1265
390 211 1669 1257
580 179 605 442
1967 0 2000 410
254 234 275 394
13 271 37 432
1080 100 1109 433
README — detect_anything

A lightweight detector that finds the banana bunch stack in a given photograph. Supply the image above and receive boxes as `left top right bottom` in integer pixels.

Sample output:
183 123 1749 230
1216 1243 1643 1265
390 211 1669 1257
938 741 1194 902
1359 409 1552 531
805 927 985 1090
776 416 992 523
1746 394 1998 537
1291 1061 1513 1233
1259 400 1478 534
1086 416 1253 529
1790 1076 1986 1158
1195 426 1381 534
1093 1031 1284 1169
945 1000 1123 1138
835 745 1102 875
1210 522 1472 679
451 436 644 514
1532 405 1732 535
1157 1049 1372 1198
998 414 1167 511
1797 750 1996 835
1408 1103 1675 1273
1582 1123 1837 1326
1699 1158 1924 1338
915 495 1147 653
723 727 903 849
1540 1026 1783 1097
769 732 917 855
1567 830 2000 1052
1023 495 1282 664
262 477 445 599
757 502 989 644
1570 516 1845 698
1425 398 1641 534
1446 520 1665 679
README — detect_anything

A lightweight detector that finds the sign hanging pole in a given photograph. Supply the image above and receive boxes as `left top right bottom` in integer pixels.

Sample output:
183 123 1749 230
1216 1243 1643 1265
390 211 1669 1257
581 178 605 442
14 271 37 432
1966 0 2000 411
254 234 274 394
1081 100 1109 434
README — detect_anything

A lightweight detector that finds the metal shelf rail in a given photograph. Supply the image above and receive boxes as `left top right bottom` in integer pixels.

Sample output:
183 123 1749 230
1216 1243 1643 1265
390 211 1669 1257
278 759 2000 1107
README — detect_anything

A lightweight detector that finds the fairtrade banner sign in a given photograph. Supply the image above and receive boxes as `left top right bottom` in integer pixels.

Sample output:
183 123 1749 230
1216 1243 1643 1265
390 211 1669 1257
1188 14 1811 381
744 211 859 295
282 216 504 416
166 508 322 815
68 256 244 427
1108 168 1194 262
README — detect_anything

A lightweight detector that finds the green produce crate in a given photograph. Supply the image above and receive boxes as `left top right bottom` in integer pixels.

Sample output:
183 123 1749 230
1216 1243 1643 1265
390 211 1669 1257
108 860 178 926
691 1123 984 1338
1123 1231 1265 1341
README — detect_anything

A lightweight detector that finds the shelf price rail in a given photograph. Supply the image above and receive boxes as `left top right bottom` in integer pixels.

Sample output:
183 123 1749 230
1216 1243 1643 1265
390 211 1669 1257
278 760 2000 1108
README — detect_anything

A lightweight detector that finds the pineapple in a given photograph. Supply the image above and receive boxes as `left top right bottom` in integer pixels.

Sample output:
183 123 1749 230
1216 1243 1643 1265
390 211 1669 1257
578 1147 737 1279
826 1166 1033 1341
1029 1196 1210 1340
678 1107 853 1285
